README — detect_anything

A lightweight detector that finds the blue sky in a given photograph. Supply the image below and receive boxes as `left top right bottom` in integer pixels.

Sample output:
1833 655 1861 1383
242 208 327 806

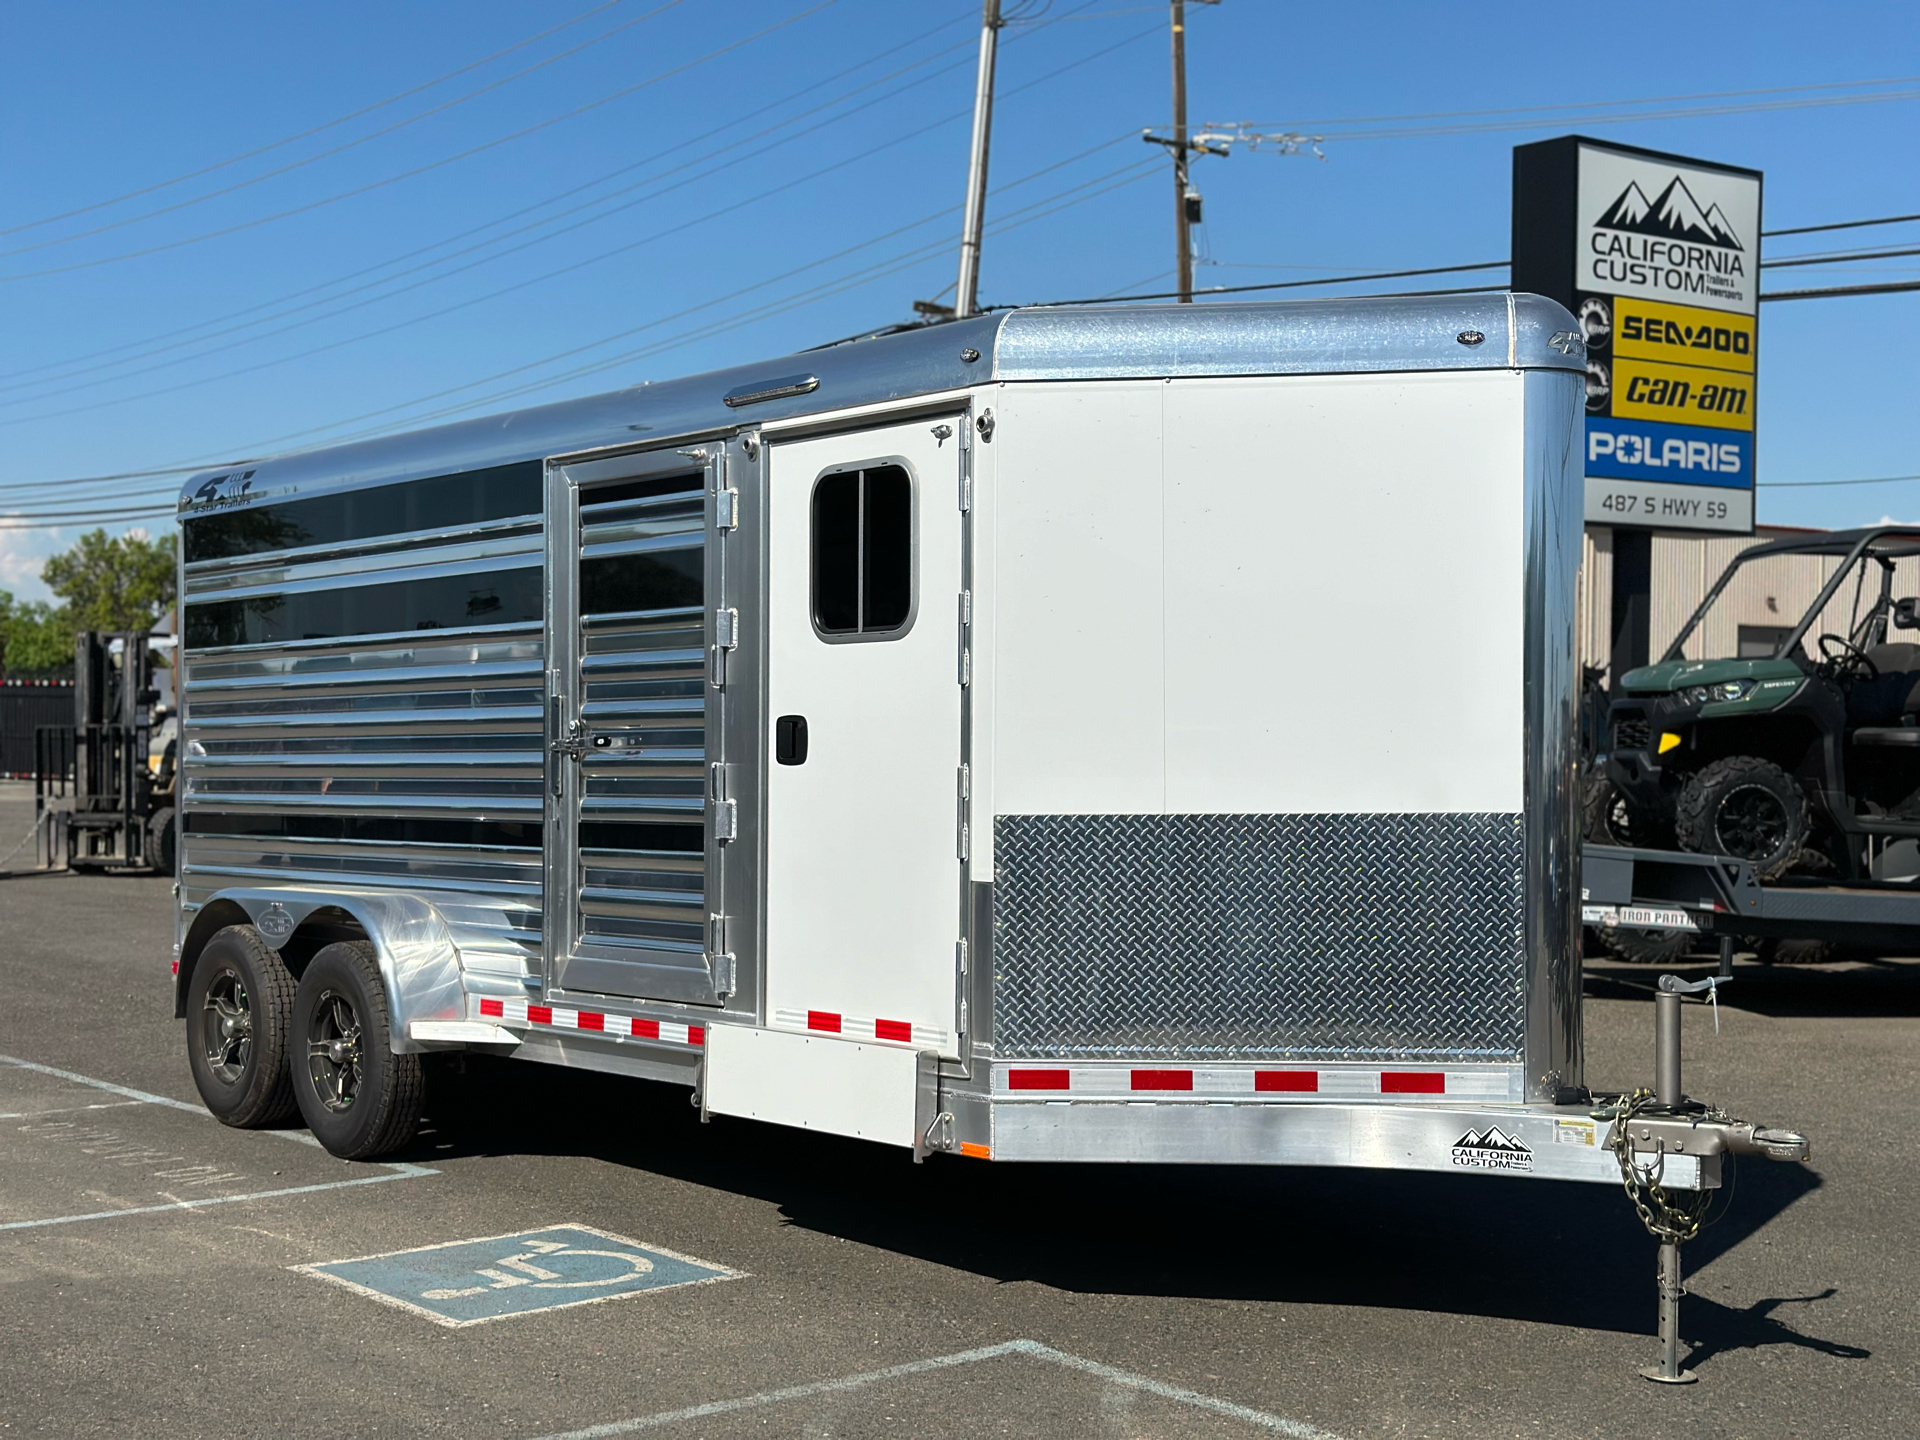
1 0 1915 600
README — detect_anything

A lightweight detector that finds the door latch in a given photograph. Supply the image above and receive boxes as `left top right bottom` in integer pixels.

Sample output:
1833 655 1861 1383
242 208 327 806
549 709 586 796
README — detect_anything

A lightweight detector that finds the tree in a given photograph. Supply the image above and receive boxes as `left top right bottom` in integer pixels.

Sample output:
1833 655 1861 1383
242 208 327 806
40 527 176 634
0 591 74 677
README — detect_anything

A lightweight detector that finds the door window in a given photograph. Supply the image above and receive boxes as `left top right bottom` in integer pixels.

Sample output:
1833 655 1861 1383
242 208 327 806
812 464 914 639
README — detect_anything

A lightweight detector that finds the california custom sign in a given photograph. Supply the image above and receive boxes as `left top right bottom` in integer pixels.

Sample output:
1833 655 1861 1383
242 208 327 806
1513 137 1762 536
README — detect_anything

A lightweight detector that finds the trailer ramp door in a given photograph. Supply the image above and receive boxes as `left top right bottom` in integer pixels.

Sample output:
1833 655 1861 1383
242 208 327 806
764 419 965 1055
544 448 729 1005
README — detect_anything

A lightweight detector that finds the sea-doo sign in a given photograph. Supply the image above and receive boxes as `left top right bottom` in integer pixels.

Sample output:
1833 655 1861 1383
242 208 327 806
1514 137 1762 536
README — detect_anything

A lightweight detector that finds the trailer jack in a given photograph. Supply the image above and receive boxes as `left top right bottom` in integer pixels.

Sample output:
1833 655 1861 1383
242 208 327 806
1594 974 1810 1385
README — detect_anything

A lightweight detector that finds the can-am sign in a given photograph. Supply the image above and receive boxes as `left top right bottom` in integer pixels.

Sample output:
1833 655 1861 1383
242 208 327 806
1577 148 1760 314
1513 136 1762 536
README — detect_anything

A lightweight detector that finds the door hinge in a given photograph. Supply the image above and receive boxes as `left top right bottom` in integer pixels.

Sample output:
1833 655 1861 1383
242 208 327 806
715 488 739 529
956 938 968 975
710 763 738 842
709 608 737 687
958 649 971 687
708 916 734 997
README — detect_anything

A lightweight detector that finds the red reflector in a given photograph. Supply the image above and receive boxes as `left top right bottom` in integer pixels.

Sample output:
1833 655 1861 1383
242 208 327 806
1382 1071 1445 1094
688 1025 704 1046
1008 1068 1070 1091
1130 1069 1193 1092
577 1011 604 1032
479 998 504 1018
1255 1070 1318 1092
807 1010 842 1033
874 1018 912 1043
631 1018 660 1039
527 1005 553 1026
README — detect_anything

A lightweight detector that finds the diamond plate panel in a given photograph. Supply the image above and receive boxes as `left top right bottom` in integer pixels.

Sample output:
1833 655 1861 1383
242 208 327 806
993 813 1525 1061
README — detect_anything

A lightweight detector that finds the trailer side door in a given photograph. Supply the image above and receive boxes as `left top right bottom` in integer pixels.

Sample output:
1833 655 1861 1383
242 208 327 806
763 417 965 1056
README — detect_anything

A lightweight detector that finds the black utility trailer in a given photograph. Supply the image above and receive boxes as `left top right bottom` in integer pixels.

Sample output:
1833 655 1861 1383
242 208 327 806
1584 841 1920 971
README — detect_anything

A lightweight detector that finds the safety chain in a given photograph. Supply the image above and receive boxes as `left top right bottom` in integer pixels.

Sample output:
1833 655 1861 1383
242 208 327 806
1596 1088 1720 1245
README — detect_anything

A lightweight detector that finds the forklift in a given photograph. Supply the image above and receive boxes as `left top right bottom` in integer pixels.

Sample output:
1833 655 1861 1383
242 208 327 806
39 630 176 873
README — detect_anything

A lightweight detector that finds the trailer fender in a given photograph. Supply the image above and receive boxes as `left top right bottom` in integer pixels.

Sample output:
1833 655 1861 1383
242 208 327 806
176 887 464 1055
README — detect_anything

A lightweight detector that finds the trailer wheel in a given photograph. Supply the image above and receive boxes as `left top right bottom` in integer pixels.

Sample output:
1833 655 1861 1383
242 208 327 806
1675 756 1809 881
290 941 423 1160
185 925 299 1128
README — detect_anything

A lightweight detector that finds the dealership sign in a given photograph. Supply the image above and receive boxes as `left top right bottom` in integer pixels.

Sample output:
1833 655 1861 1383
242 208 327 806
1514 137 1762 535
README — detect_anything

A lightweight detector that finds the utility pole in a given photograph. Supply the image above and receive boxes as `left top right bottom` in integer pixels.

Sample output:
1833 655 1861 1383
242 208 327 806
953 0 1003 319
1169 0 1192 302
1143 1 1224 302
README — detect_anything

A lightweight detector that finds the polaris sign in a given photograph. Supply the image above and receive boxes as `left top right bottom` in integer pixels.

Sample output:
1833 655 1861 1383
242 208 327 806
1514 137 1761 536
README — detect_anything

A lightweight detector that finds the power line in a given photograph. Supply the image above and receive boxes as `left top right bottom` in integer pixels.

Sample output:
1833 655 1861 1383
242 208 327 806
0 2 682 256
1760 473 1920 489
0 0 627 238
0 2 835 283
0 11 981 392
0 29 989 411
1760 279 1920 301
0 15 1161 436
1 129 1160 501
998 260 1511 308
1764 211 1920 238
1760 244 1920 269
1220 73 1920 130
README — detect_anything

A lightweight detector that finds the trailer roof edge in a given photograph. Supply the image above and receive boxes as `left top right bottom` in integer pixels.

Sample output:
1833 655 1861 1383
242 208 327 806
177 293 1579 513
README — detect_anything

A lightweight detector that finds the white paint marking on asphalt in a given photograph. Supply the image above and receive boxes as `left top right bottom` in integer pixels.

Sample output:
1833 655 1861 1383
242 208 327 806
0 1172 437 1231
0 1052 437 1231
531 1339 1342 1440
0 1100 151 1119
0 1054 206 1113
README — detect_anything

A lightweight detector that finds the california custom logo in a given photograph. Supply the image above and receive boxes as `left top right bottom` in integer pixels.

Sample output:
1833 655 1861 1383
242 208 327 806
1450 1126 1534 1173
1584 169 1755 308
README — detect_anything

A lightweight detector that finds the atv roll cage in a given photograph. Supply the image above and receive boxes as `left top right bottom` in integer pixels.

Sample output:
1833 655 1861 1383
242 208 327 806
1663 525 1920 667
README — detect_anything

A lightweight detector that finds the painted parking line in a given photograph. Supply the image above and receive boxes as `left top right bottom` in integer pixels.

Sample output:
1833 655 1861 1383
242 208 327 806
531 1338 1343 1440
0 1052 435 1231
293 1224 742 1328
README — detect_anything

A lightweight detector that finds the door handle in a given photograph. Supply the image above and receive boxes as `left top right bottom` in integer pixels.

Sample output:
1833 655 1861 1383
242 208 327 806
775 715 808 765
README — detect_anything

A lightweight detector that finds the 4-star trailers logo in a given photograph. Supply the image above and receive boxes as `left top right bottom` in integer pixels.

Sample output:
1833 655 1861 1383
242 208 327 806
1577 145 1761 316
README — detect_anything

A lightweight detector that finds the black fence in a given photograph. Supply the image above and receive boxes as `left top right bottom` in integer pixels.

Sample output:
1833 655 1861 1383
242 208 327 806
1 680 73 779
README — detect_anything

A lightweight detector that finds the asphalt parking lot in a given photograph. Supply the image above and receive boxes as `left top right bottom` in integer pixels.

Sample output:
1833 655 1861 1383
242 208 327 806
1 784 1915 1438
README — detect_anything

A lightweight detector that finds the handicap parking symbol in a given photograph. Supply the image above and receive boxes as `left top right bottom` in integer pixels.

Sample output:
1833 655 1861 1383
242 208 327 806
294 1224 742 1327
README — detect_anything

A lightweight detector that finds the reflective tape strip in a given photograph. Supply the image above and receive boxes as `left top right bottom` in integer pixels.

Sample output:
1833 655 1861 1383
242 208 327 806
772 1009 950 1050
992 1063 1519 1099
474 997 703 1048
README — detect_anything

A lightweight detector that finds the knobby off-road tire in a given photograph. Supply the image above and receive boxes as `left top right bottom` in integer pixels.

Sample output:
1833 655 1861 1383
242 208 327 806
291 940 424 1161
186 925 299 1128
1583 765 1670 849
1582 767 1692 962
1675 756 1810 881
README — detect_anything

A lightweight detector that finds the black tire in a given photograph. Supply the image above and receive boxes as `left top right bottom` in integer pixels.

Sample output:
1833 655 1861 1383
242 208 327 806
146 806 177 875
185 925 299 1128
1595 923 1697 965
1751 936 1843 965
1675 756 1810 881
290 940 423 1160
1583 766 1670 848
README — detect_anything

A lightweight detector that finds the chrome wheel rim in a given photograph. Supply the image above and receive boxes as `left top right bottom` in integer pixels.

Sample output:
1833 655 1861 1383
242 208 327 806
200 968 253 1085
306 990 363 1113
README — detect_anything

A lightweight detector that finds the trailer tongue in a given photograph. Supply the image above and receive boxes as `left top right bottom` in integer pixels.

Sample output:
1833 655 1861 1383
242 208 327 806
167 294 1809 1383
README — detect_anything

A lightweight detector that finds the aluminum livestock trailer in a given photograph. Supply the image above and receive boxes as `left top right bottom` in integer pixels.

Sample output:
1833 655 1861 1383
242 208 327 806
171 296 1806 1376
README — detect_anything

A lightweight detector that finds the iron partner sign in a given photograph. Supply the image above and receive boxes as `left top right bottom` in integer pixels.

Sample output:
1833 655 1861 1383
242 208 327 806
1514 137 1762 536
